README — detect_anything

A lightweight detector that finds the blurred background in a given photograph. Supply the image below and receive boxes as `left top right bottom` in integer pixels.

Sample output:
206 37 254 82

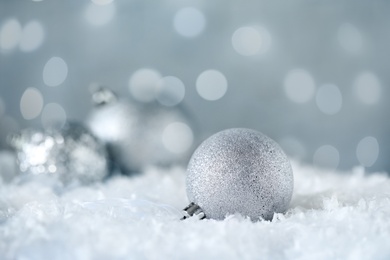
0 0 388 173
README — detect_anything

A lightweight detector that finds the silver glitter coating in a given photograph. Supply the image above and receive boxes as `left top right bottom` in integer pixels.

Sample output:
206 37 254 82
9 123 108 184
87 88 197 173
186 128 294 220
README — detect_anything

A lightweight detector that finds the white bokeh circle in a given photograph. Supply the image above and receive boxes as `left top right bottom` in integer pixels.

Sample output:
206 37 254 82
278 136 307 160
316 84 343 115
313 145 340 170
85 2 116 26
162 122 194 154
20 88 44 120
353 72 381 105
338 23 363 54
19 20 45 52
173 7 206 38
156 76 185 107
129 68 162 102
43 57 68 87
232 26 271 56
91 0 114 5
41 103 67 129
356 136 379 167
0 18 22 51
196 70 228 101
284 69 316 103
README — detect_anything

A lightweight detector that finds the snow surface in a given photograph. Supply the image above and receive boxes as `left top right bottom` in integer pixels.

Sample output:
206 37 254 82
0 151 390 260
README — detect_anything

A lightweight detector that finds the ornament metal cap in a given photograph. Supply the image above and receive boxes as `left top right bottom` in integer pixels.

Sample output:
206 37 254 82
90 85 118 106
181 202 206 220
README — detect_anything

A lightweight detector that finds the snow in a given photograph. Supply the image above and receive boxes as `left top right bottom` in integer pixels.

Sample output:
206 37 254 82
0 152 390 260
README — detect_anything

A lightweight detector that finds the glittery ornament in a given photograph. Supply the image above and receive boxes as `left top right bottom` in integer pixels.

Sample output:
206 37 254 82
87 87 197 173
183 128 294 221
8 122 108 184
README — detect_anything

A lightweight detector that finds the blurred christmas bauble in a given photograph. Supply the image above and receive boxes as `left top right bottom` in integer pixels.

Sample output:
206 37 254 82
185 128 293 221
8 122 109 185
87 87 198 173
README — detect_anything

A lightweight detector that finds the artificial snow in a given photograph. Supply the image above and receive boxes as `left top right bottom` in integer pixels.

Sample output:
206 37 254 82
0 152 390 260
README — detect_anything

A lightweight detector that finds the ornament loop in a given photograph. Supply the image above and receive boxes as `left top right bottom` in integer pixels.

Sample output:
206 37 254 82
181 202 206 220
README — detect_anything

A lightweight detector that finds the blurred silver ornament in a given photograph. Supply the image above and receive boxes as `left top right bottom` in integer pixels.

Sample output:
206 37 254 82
8 122 108 185
183 128 293 221
87 87 198 173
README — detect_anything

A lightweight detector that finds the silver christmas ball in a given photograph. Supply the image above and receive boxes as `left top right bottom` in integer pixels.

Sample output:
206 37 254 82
87 87 197 173
9 122 108 184
185 128 293 220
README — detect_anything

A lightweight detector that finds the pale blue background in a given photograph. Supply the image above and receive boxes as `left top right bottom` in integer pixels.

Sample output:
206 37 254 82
0 0 389 172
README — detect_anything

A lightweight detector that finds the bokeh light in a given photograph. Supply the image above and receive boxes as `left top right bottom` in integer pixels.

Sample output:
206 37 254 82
313 145 340 170
43 57 68 87
19 20 45 52
41 103 67 129
173 7 206 38
129 68 162 102
196 70 228 101
353 72 381 105
162 122 193 154
156 76 185 107
91 0 114 5
279 136 307 160
356 136 379 167
1 1 389 173
338 23 363 54
232 26 271 56
0 18 22 51
284 69 316 103
20 88 44 120
85 2 116 26
315 84 343 115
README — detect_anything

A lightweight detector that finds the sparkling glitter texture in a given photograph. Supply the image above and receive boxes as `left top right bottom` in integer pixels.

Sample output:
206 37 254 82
87 88 196 173
186 128 294 220
9 122 108 184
